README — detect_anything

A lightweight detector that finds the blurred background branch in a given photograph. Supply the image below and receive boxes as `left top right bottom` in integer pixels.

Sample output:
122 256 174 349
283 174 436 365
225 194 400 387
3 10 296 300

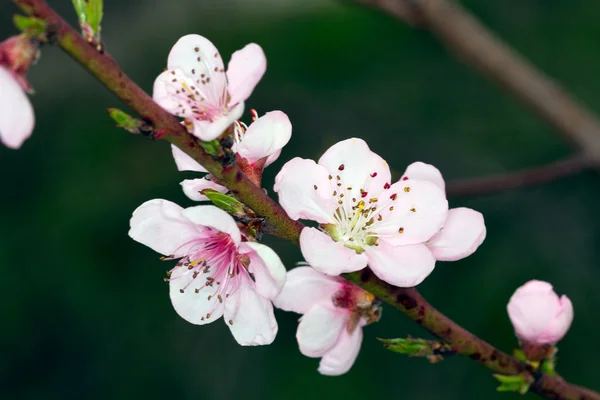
343 0 600 165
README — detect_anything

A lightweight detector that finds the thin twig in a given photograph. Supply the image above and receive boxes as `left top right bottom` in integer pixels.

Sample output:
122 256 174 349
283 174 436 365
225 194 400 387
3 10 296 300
12 1 600 399
446 155 589 196
344 0 600 165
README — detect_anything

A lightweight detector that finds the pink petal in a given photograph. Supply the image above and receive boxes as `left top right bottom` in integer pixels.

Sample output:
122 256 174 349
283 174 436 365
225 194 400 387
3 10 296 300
239 242 286 300
128 199 200 256
171 144 207 172
297 305 346 357
318 325 363 376
191 102 244 141
0 66 34 149
181 205 241 246
167 34 226 93
274 158 336 224
427 207 486 261
300 227 369 276
169 265 225 325
373 179 448 246
236 111 292 165
226 43 266 107
507 280 571 344
224 284 278 346
318 138 391 201
180 178 227 201
152 71 180 114
401 162 445 191
365 242 436 287
273 267 342 314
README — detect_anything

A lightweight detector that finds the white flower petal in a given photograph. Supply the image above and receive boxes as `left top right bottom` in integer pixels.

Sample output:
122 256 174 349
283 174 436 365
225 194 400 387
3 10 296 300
169 265 224 325
236 111 292 165
401 162 446 191
274 158 336 224
297 305 346 357
181 205 241 245
273 267 342 314
318 325 363 376
0 67 34 149
427 207 486 261
300 227 368 276
240 242 287 300
171 144 207 172
224 284 278 346
152 70 180 114
365 242 436 287
128 199 200 256
226 43 267 107
318 138 391 200
373 180 448 246
191 102 244 141
180 178 227 201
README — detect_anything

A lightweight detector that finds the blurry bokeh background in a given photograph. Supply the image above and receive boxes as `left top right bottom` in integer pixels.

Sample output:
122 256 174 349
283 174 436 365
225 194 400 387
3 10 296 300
1 0 599 398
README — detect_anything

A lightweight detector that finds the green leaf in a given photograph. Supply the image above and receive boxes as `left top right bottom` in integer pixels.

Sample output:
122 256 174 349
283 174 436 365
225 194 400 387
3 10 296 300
493 374 532 395
13 15 47 37
201 190 247 217
378 337 453 360
72 0 87 23
86 0 103 35
107 108 143 133
200 140 221 155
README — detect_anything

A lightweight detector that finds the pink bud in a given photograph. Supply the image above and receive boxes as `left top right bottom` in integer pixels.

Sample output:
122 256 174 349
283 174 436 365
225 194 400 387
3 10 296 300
507 280 573 346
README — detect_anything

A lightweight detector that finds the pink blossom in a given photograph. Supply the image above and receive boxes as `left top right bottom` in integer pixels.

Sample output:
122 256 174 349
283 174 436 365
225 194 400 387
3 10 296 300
507 280 574 345
0 36 37 149
274 138 450 287
172 111 292 200
401 162 486 261
153 34 266 141
129 199 286 345
274 267 380 375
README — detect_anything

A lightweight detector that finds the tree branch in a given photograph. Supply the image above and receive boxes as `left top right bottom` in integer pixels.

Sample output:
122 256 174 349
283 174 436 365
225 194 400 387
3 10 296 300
446 155 589 196
12 1 600 399
345 0 600 165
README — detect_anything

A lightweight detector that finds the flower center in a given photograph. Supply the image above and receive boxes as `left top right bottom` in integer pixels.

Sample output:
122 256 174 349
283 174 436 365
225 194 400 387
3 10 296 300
164 231 251 323
320 166 407 253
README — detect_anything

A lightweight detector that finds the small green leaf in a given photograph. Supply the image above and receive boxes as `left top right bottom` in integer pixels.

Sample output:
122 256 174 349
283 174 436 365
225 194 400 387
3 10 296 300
200 140 221 155
72 0 87 23
201 190 247 217
493 374 532 395
107 108 144 133
86 0 103 36
13 15 47 37
378 337 453 360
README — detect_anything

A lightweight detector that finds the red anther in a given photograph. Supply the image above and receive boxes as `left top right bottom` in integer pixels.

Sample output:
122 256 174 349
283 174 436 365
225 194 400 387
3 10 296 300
402 176 409 181
361 191 368 198
338 164 345 171
370 172 378 177
390 193 397 200
383 182 391 189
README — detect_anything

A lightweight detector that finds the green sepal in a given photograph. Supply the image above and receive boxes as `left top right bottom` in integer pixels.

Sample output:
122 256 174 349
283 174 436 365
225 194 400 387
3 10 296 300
107 108 144 133
493 374 532 395
201 190 247 217
13 15 47 37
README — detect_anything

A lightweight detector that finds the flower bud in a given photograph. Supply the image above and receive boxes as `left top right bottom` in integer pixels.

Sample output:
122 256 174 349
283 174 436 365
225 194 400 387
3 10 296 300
507 280 573 349
0 34 39 92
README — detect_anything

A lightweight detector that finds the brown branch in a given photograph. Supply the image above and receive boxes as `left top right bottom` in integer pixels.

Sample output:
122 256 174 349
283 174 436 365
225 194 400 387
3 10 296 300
12 1 600 399
345 0 600 165
446 155 589 196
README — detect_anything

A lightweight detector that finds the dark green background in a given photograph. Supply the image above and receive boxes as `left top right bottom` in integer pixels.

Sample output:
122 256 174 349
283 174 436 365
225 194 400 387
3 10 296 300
1 0 598 399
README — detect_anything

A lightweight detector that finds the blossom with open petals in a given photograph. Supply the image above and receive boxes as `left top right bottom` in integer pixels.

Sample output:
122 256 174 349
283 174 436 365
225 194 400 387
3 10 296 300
274 138 451 287
172 111 291 200
153 34 266 141
129 199 286 345
0 35 37 149
507 280 573 346
274 267 380 375
401 162 486 261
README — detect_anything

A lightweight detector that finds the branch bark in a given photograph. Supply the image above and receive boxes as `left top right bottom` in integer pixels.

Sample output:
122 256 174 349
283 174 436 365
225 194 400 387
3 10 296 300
344 0 600 165
12 1 600 399
446 155 588 196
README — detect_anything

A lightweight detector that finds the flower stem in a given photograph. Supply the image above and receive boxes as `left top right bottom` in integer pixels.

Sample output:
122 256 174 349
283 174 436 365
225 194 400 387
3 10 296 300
12 1 600 399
